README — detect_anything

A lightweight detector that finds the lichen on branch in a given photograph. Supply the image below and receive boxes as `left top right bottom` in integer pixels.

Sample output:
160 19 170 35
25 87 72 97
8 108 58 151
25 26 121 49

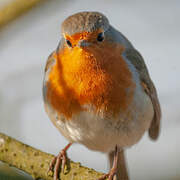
0 133 105 180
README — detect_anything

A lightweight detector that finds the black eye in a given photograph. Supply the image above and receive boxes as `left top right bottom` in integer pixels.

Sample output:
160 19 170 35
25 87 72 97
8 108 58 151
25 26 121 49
66 39 72 47
97 32 104 42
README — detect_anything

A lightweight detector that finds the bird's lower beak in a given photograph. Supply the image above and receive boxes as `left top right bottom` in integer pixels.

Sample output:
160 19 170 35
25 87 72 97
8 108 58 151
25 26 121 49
78 39 91 48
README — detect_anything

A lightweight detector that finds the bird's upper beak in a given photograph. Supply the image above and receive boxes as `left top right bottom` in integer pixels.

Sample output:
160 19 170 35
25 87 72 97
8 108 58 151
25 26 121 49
78 39 91 48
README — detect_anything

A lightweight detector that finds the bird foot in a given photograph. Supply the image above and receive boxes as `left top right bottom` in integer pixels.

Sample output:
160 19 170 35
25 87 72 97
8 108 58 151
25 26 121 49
48 143 72 180
98 167 117 180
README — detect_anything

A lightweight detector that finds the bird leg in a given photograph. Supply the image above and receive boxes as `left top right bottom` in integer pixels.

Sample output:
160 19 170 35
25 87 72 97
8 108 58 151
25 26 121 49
48 143 72 180
98 145 118 180
108 147 129 180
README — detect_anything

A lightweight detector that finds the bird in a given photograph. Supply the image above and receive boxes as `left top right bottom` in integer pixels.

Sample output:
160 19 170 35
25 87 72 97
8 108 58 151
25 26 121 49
43 11 161 180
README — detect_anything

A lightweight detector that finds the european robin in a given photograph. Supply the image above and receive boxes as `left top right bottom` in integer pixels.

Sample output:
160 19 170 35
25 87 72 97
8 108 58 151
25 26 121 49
43 11 161 180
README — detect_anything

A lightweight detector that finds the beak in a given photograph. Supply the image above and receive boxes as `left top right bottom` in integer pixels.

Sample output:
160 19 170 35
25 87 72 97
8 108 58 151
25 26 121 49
78 39 91 48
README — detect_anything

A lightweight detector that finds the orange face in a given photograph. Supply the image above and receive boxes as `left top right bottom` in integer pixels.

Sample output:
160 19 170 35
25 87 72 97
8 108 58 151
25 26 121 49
46 30 136 119
64 29 103 48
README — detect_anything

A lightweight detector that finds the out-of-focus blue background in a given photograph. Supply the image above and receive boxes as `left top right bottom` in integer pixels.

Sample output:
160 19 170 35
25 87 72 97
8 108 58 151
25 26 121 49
0 0 180 179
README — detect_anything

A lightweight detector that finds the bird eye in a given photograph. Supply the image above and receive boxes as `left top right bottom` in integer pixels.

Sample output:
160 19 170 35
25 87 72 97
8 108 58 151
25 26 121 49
66 39 72 47
97 32 104 42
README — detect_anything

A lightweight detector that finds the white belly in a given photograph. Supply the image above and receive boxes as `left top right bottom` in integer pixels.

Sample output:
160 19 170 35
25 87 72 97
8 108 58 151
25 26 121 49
45 87 154 153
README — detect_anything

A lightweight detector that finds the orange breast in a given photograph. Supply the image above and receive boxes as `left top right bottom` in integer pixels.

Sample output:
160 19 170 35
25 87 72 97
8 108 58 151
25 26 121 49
46 41 136 119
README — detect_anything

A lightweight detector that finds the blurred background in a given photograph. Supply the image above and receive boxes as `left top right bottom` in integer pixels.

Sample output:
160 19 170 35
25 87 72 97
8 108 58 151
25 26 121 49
0 0 180 179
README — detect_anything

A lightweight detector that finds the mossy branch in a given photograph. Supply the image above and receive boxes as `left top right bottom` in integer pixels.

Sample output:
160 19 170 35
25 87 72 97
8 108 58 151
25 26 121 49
0 133 105 180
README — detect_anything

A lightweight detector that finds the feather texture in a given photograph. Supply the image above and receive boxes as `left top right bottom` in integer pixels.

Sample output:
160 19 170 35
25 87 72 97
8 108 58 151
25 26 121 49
124 48 161 140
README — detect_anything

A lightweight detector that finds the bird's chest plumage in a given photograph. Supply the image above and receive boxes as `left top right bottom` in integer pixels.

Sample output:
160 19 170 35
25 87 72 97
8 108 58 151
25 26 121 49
44 44 153 152
45 88 153 153
46 44 135 117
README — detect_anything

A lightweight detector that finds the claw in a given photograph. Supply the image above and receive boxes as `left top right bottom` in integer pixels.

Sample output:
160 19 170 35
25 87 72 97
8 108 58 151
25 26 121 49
47 143 72 180
98 168 117 180
98 145 118 180
48 156 57 173
61 154 67 174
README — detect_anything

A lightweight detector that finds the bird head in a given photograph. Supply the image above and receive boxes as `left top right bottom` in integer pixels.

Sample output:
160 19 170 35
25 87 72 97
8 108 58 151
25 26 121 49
61 11 110 49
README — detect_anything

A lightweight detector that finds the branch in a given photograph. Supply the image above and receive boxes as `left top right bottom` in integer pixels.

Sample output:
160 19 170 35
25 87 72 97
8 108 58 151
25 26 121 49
0 0 43 27
0 133 105 180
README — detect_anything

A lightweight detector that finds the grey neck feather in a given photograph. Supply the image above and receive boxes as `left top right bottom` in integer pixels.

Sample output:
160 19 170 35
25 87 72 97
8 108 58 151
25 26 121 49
105 26 134 49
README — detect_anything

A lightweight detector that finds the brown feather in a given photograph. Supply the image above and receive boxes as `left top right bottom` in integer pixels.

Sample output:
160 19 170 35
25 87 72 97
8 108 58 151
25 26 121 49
45 51 56 73
125 48 161 140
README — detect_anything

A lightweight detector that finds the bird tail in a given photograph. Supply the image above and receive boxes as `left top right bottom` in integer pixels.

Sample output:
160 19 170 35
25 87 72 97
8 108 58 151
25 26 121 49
108 149 129 180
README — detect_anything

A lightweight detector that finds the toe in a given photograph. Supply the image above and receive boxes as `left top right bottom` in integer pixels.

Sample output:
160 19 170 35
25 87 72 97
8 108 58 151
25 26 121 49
97 174 108 180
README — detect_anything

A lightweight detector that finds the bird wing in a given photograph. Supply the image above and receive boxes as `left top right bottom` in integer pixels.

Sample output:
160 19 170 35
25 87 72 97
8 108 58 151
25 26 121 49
45 51 56 73
45 40 63 73
124 48 161 140
43 51 56 102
